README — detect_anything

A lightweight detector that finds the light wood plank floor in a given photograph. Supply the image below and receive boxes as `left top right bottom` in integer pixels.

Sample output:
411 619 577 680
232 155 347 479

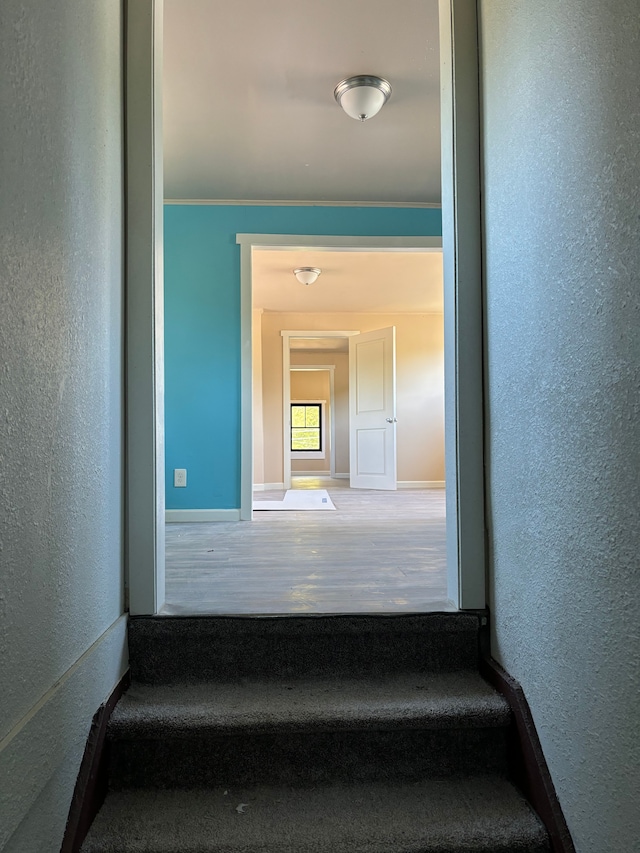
163 478 450 615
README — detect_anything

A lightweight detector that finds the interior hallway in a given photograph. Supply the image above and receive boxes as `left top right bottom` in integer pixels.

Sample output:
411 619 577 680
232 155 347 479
163 478 449 614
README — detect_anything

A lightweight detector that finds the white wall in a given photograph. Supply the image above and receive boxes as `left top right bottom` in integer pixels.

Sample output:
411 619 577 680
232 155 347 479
479 2 640 851
0 1 127 849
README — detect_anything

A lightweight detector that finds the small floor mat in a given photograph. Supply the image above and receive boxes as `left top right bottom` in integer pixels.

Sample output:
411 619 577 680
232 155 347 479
253 489 336 511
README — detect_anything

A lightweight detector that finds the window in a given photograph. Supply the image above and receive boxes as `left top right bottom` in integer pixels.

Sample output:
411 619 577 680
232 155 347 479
291 403 322 452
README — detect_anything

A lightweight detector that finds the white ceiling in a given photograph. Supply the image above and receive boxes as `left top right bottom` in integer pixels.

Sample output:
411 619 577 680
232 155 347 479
252 249 443 313
163 0 441 203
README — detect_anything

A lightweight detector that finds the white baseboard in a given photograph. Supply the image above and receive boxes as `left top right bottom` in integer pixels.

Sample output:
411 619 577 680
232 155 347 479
0 614 128 846
165 509 241 522
397 480 446 489
252 482 285 492
254 478 443 490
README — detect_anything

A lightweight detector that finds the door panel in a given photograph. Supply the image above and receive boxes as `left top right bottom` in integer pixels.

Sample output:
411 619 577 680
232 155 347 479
356 429 387 475
356 339 385 411
349 326 397 490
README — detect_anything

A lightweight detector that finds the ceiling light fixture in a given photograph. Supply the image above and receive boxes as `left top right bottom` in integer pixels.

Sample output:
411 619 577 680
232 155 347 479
334 75 392 122
294 267 322 286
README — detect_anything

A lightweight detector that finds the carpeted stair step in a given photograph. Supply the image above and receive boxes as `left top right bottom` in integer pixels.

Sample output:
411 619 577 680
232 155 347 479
107 673 511 787
128 614 482 684
81 778 550 853
81 613 551 851
109 672 510 737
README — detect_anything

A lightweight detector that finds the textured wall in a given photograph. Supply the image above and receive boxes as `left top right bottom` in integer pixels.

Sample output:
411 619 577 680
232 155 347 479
0 1 126 848
478 2 640 851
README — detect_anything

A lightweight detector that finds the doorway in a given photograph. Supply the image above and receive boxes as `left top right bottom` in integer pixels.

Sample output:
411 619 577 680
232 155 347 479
289 366 336 480
283 329 400 492
126 0 485 614
242 237 444 514
212 239 450 614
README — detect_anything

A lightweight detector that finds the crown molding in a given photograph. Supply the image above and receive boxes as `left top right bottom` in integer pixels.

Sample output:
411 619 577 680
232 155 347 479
164 198 442 209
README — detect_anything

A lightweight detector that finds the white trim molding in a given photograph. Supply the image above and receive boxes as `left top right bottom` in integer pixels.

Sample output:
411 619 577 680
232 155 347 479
237 235 443 252
283 331 360 338
165 509 240 523
166 199 442 208
126 0 165 615
252 482 286 492
398 480 446 489
0 615 128 847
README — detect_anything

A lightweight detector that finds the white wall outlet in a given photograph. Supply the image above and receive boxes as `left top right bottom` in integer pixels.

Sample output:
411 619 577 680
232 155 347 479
174 468 187 488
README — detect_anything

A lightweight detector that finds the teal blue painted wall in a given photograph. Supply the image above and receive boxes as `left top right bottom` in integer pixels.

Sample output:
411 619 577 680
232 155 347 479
164 204 442 509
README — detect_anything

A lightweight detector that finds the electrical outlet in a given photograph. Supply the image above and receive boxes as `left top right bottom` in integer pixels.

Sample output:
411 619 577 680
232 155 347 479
174 468 187 488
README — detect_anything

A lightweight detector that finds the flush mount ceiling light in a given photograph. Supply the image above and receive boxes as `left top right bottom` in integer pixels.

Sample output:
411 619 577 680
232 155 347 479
294 267 322 286
334 75 392 121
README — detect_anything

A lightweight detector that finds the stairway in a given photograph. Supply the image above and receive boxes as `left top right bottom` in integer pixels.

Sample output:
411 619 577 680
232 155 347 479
81 614 550 852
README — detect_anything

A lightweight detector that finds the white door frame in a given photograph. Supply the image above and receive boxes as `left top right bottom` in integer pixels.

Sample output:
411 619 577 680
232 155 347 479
284 339 358 488
127 0 484 612
125 0 165 615
290 366 336 480
439 0 485 609
238 236 441 522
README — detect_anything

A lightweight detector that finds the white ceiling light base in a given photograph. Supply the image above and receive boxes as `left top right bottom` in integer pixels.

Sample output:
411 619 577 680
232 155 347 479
334 75 392 121
294 267 322 286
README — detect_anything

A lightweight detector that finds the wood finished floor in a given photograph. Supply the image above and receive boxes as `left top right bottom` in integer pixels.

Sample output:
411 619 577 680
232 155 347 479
163 478 450 615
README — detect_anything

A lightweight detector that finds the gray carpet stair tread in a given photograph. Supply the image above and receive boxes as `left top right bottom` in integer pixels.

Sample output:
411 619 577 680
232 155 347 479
109 672 510 738
81 778 549 853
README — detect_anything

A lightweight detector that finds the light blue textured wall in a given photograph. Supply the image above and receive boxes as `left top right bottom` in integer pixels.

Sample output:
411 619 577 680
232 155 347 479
479 2 640 851
164 204 441 509
0 1 127 849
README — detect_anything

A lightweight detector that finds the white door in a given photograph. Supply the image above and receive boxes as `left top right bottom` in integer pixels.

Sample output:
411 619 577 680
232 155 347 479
349 326 397 490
